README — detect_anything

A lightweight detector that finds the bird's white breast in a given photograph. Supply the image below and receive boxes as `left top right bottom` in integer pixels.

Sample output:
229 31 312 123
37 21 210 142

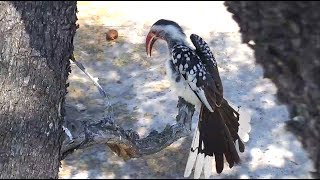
165 59 201 108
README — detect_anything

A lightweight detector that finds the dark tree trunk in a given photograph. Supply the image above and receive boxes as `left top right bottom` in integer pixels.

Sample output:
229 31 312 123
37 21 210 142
0 1 77 178
225 1 320 178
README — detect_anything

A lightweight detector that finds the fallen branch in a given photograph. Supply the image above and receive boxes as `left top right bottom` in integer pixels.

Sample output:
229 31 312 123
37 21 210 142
60 97 195 160
70 54 107 98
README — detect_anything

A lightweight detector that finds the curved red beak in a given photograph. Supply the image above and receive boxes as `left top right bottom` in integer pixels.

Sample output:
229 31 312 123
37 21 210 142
146 32 159 57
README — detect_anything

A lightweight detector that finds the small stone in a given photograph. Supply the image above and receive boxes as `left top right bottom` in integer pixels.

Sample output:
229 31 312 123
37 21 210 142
75 103 87 112
106 29 118 41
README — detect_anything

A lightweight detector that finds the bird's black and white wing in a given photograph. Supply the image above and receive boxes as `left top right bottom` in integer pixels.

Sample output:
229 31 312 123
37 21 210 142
190 34 223 106
170 44 221 113
189 34 244 148
171 35 244 179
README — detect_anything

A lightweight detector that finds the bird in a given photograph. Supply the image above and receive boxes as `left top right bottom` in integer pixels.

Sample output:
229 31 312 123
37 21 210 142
145 19 247 178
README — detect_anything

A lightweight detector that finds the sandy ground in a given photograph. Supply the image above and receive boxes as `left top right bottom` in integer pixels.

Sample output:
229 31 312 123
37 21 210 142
59 1 314 179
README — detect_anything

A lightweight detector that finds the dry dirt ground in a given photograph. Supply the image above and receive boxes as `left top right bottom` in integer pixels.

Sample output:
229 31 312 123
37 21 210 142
59 1 313 179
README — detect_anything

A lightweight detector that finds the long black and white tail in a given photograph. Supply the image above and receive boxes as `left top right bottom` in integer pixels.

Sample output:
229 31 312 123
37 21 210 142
184 99 246 178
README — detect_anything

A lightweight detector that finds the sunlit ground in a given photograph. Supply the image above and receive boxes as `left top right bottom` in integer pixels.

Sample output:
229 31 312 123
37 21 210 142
59 1 313 179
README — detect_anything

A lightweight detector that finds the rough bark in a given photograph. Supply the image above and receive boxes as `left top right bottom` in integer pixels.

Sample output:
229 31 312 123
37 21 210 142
225 1 320 178
0 1 77 178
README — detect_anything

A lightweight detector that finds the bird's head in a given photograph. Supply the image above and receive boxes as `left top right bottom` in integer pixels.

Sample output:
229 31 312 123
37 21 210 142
146 19 186 57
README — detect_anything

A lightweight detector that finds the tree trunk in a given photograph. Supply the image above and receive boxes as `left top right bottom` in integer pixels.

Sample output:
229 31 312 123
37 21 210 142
225 1 320 178
0 1 77 178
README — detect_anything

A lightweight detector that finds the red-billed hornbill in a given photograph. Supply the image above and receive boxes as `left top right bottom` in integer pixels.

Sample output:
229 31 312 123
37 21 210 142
146 19 245 178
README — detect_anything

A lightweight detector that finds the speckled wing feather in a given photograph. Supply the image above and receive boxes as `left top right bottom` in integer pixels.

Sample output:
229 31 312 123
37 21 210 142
190 34 223 107
170 44 220 112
